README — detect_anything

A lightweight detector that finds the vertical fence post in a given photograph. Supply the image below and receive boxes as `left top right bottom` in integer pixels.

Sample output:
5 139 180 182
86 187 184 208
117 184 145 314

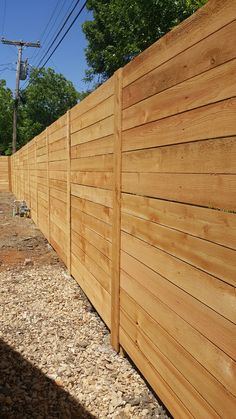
46 128 50 243
27 144 30 208
111 68 123 352
8 156 12 193
66 110 71 274
35 138 38 225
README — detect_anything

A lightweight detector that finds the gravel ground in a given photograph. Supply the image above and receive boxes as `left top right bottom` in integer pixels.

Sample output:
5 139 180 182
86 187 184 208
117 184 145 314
0 193 170 419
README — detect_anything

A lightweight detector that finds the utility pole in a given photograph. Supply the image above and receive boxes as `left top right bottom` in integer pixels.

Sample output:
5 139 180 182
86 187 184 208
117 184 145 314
1 38 40 153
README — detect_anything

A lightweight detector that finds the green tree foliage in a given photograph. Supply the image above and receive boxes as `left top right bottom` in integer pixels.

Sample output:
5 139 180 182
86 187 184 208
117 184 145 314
18 68 79 145
0 80 13 155
83 0 208 82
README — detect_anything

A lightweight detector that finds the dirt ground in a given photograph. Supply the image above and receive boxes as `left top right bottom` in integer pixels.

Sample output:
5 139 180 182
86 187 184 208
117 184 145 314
0 193 60 271
0 192 170 419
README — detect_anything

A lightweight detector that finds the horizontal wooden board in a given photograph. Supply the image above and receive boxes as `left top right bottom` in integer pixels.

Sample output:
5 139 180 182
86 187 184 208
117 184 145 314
71 238 111 294
71 206 112 242
71 221 112 259
71 184 113 208
120 248 236 357
120 328 192 418
50 187 67 203
71 115 114 146
121 212 236 287
122 137 236 174
71 195 112 225
120 269 236 397
71 252 111 327
70 76 114 121
71 231 111 275
71 95 114 133
121 233 236 324
122 98 236 152
48 137 66 153
123 0 235 87
49 160 67 171
120 310 220 418
71 171 113 190
123 58 236 131
121 193 236 250
123 20 236 108
71 154 113 172
122 172 236 211
71 135 114 159
120 291 236 418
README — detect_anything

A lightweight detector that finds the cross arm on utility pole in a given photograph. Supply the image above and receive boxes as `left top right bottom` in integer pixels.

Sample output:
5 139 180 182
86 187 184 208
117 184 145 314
1 38 41 153
1 38 40 48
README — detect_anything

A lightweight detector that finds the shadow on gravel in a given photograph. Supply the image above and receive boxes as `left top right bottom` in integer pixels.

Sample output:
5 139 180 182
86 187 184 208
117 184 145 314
0 338 96 419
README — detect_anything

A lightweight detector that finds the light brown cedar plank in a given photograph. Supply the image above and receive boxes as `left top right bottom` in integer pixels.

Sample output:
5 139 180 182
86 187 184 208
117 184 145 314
122 98 236 152
36 154 47 163
71 252 111 327
48 128 66 144
48 170 67 181
37 183 47 195
48 137 66 153
121 290 236 418
71 230 111 275
120 310 220 418
121 233 236 325
37 190 48 205
50 195 67 212
36 146 47 157
71 115 114 146
50 187 67 203
123 20 236 109
71 135 114 159
71 206 112 242
49 161 67 171
71 184 113 208
49 149 67 162
122 137 236 174
120 269 236 397
121 193 236 250
121 212 236 288
123 0 236 87
70 76 114 121
70 171 113 190
71 95 114 133
71 238 111 294
49 223 67 264
123 59 236 131
48 115 66 136
49 179 67 192
120 328 192 419
71 220 112 259
122 173 236 211
120 248 236 357
50 212 67 234
70 154 113 172
71 195 113 225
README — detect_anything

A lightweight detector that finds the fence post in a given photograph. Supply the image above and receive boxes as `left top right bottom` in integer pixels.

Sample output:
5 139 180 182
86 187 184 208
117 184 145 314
8 156 12 193
46 128 50 243
111 68 123 352
66 110 71 274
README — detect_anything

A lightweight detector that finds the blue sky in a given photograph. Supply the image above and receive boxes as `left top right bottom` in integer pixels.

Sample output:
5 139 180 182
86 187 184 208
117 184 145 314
0 0 92 93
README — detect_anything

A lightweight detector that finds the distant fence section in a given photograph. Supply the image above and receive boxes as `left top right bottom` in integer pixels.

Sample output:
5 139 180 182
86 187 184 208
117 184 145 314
0 156 11 192
4 0 236 416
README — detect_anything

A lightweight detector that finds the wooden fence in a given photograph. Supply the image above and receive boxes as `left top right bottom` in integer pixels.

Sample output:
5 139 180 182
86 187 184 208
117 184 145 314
0 156 11 192
6 0 236 416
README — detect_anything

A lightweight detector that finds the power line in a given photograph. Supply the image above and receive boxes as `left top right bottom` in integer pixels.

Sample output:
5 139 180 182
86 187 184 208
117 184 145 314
37 0 82 68
31 0 68 64
40 1 87 69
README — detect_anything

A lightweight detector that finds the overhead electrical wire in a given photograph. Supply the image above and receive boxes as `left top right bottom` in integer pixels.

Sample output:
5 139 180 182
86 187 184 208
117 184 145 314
39 0 87 69
36 0 83 68
30 0 68 64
